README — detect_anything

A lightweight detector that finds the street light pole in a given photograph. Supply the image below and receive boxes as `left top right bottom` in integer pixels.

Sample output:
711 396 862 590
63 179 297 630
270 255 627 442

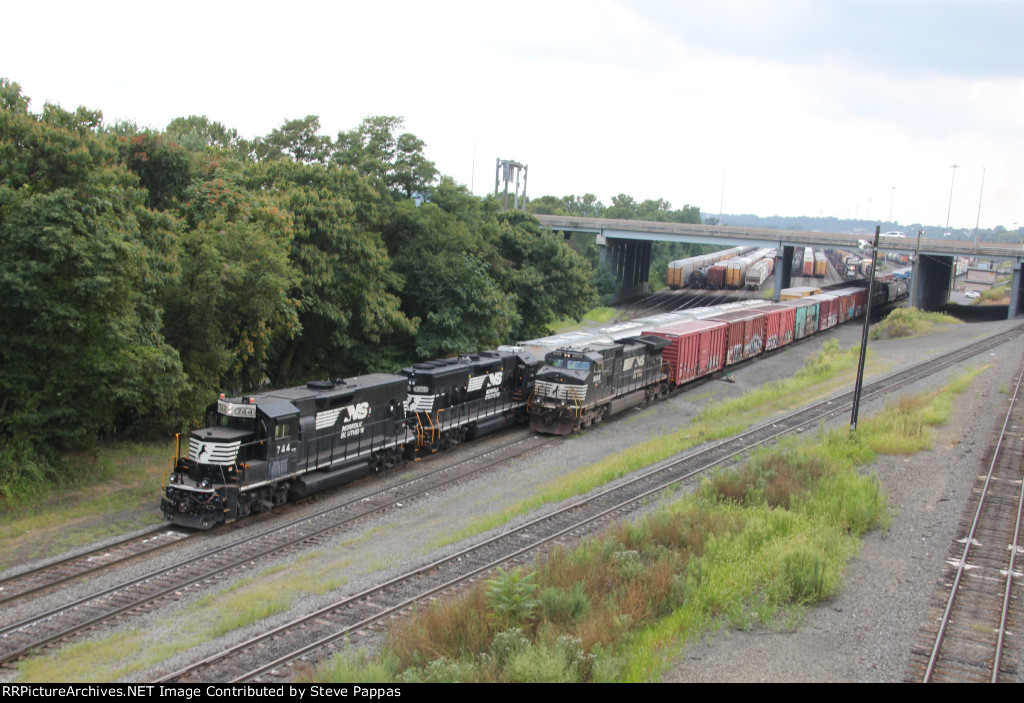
945 164 958 232
974 165 986 236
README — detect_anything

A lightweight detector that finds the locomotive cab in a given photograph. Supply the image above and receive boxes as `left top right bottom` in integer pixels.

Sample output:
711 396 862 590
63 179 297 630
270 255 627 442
163 395 299 528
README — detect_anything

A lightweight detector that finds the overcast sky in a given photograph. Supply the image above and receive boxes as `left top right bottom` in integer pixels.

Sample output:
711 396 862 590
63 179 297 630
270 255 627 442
4 0 1021 230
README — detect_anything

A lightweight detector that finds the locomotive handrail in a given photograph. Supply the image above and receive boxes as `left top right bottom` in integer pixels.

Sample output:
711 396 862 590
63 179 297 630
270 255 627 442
161 455 176 490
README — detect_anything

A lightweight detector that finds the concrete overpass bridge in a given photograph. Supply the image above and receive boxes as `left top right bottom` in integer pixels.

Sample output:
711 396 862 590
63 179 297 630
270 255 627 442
534 214 1024 317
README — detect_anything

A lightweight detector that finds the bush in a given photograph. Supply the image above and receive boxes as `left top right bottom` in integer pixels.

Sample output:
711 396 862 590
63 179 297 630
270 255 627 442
487 568 539 624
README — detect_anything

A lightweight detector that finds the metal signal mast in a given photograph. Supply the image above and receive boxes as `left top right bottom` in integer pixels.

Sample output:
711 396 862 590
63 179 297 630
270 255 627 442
495 158 528 211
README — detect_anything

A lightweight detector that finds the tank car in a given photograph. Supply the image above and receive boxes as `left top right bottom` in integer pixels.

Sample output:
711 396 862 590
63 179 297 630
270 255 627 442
688 267 708 289
163 374 410 529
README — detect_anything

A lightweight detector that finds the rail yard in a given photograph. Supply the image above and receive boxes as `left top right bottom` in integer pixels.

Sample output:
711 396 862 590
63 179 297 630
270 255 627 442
1 304 1022 683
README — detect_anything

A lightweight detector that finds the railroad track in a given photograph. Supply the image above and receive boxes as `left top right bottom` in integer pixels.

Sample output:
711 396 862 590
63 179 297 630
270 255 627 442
0 527 190 611
158 324 1024 683
0 430 553 668
907 352 1024 683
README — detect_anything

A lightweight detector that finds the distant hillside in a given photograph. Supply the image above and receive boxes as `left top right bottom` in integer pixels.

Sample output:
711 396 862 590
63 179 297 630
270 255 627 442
704 212 1022 244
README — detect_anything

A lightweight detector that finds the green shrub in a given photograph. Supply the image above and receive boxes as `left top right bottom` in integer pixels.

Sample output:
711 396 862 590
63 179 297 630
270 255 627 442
539 583 591 624
487 568 539 624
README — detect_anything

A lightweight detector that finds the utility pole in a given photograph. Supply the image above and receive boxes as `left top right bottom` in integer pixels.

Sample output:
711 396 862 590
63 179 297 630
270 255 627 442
851 225 881 432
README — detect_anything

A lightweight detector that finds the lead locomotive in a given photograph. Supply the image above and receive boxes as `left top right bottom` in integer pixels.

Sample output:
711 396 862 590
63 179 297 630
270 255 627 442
162 374 409 529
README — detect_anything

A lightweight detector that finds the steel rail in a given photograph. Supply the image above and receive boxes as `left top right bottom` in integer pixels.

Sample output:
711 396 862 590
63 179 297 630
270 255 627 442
923 356 1024 682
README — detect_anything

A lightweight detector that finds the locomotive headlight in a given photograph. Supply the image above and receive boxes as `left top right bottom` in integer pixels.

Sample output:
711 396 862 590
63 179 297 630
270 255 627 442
201 479 211 489
170 473 179 484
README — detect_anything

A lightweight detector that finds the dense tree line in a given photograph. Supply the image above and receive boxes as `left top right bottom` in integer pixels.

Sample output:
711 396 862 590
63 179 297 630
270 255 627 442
0 80 596 497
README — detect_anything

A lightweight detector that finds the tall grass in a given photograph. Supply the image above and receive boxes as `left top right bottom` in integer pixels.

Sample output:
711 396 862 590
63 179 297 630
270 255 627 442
979 286 1009 303
315 367 979 683
870 307 960 340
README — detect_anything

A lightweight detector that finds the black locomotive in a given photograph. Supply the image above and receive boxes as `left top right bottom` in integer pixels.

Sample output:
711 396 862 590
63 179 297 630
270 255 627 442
163 350 542 529
527 336 670 435
163 374 409 529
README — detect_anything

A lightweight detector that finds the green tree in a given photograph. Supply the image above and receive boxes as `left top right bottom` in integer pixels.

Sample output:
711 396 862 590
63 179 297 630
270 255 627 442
244 159 417 381
165 115 250 157
254 115 332 165
0 84 187 447
108 125 193 211
162 159 300 408
493 210 595 340
333 116 438 197
383 198 517 359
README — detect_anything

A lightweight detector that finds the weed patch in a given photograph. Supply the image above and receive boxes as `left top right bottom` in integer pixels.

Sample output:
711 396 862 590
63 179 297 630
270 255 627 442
871 308 959 340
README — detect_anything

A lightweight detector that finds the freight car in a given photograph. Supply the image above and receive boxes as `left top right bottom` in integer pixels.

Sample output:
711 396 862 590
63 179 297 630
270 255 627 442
745 257 774 290
666 247 754 289
814 252 827 278
802 247 815 277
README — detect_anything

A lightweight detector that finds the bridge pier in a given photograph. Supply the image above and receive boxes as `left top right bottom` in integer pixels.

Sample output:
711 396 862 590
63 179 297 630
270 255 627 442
600 237 651 303
772 246 794 302
912 255 954 311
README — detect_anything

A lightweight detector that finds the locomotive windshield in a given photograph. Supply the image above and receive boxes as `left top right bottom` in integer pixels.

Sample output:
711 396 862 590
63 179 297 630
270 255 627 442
547 357 591 372
216 414 256 432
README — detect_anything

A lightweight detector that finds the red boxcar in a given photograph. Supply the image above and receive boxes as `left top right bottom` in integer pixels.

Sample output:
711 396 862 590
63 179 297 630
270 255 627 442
749 303 797 351
643 319 728 386
807 293 839 330
705 309 768 365
830 287 867 321
705 264 727 290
